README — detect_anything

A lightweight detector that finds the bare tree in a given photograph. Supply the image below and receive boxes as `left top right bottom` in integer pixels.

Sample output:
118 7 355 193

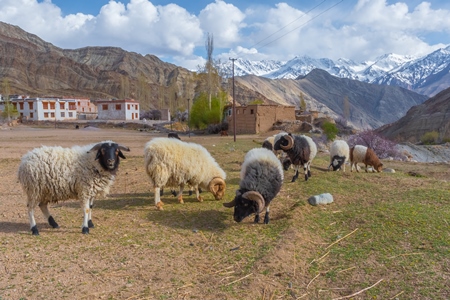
205 32 214 110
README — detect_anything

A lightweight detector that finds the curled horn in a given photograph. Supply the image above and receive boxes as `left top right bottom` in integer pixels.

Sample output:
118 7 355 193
280 135 294 151
208 177 226 200
242 191 265 214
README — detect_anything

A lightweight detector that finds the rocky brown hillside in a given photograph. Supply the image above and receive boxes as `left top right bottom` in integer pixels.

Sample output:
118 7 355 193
0 21 433 135
0 22 193 110
377 87 450 143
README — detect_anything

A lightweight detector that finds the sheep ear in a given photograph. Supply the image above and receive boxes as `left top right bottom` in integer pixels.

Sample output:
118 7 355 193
280 135 294 151
242 191 265 214
223 198 236 208
118 145 130 152
118 150 127 159
88 143 103 153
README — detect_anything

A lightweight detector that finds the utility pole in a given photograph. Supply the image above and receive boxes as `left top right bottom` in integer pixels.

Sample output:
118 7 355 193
229 58 237 142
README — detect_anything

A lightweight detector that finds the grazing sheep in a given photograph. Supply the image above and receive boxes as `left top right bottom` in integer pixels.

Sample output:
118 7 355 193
273 133 317 182
18 141 130 235
223 148 283 224
328 140 350 171
262 134 285 161
144 137 226 210
350 145 383 172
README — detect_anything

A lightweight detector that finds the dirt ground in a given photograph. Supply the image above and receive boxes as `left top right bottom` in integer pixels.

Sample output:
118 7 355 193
1 125 299 300
1 124 448 300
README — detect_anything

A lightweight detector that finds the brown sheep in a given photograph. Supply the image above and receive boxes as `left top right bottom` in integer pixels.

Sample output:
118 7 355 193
350 145 383 172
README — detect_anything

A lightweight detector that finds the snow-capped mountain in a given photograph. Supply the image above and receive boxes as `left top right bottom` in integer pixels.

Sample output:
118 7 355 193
222 45 450 96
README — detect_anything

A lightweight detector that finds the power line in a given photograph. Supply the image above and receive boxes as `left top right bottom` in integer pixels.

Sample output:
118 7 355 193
250 0 327 49
256 0 344 51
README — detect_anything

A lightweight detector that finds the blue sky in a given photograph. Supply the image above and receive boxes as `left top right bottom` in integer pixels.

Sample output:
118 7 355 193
1 0 449 70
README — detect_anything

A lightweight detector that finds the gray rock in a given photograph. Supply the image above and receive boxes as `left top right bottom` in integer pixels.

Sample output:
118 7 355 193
308 193 333 206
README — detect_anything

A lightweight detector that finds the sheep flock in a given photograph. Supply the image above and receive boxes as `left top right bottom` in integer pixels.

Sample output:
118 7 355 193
16 131 388 235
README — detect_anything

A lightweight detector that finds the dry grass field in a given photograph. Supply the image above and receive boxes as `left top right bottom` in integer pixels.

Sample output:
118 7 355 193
0 124 449 299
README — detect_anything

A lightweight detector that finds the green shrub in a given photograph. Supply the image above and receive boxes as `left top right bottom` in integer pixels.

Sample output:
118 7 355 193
190 92 227 129
421 131 439 145
322 121 338 141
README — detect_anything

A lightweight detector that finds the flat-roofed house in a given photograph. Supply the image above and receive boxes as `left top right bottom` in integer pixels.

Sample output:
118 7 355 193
96 99 140 120
11 97 78 121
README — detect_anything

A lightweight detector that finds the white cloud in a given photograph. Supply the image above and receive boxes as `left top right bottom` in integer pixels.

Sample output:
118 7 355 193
0 0 449 69
198 0 245 47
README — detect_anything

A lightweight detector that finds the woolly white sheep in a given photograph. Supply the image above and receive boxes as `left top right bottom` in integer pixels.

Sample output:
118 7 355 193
223 148 283 224
144 137 226 210
328 140 350 171
273 133 317 181
350 145 383 172
18 141 130 235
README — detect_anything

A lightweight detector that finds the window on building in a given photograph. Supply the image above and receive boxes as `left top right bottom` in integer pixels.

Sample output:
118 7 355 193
28 102 34 110
44 112 49 118
69 112 73 117
50 102 55 109
30 112 34 119
61 112 65 117
102 104 108 110
43 102 48 109
60 102 65 109
69 104 76 110
250 109 254 114
127 104 130 110
50 112 55 118
19 103 24 110
116 104 121 110
20 112 23 117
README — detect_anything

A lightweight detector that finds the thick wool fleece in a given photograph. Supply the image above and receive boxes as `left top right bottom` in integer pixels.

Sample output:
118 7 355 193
239 148 283 204
18 143 115 206
144 137 226 189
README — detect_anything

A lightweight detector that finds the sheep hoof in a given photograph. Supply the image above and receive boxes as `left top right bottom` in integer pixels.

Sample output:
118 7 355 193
156 202 164 210
197 196 203 202
82 227 89 234
254 215 260 223
304 175 309 181
48 216 59 228
88 220 95 228
171 190 177 197
264 216 270 224
178 196 184 204
31 226 39 236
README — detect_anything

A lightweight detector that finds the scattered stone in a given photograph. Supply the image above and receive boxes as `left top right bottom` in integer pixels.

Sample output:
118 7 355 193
308 193 333 206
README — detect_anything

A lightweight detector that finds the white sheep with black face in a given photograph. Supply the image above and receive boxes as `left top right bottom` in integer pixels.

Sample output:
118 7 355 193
328 140 350 171
18 141 130 235
144 137 226 210
223 148 283 224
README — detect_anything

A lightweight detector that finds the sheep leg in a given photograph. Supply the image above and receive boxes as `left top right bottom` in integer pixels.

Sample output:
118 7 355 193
154 187 164 210
291 166 299 182
88 199 95 228
307 162 312 178
38 202 60 229
254 214 260 223
196 187 203 202
28 203 39 235
81 200 91 234
177 184 185 204
171 189 177 197
263 206 270 224
160 188 164 196
304 163 309 181
188 187 193 196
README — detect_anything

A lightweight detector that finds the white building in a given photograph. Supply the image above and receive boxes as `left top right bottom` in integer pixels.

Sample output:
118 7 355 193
96 99 140 120
12 97 78 121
